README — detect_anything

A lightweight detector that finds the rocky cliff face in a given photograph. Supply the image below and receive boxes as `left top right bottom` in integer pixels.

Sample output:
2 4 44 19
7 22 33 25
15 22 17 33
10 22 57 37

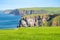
18 10 49 16
3 10 13 14
3 9 55 16
9 9 20 15
2 8 60 27
3 8 60 16
17 14 60 27
5 9 49 16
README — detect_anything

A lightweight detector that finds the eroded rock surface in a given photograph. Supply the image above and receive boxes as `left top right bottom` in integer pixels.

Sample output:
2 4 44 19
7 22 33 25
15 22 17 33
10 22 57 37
17 14 60 27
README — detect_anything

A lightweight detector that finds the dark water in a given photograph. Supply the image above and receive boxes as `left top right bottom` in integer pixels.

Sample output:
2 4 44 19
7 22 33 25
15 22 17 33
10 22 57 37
0 12 21 29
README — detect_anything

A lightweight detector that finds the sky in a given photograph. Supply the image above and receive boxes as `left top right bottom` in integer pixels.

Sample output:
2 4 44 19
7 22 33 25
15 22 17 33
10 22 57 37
0 0 60 10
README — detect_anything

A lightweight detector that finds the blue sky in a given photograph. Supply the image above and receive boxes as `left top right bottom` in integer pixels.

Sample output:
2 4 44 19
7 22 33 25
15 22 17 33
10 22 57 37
0 0 60 10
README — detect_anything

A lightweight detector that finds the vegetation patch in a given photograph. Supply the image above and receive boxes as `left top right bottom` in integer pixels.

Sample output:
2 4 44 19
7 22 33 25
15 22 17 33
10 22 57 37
0 27 60 40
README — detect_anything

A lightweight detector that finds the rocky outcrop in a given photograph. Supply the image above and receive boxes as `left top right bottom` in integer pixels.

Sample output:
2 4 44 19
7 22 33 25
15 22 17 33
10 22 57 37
9 9 20 15
2 8 60 16
3 10 13 14
18 10 49 16
17 14 60 27
5 9 49 16
1 7 60 16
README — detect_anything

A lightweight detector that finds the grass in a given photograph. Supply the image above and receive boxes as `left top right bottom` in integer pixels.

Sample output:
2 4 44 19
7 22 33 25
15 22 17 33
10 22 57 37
0 27 60 40
19 7 60 11
18 7 60 15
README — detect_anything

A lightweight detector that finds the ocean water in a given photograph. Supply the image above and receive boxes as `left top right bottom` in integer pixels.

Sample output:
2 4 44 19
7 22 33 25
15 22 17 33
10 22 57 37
0 13 21 29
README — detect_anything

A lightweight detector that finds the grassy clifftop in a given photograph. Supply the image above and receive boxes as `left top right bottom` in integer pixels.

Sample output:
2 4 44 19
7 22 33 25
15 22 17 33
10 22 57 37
19 7 60 12
18 7 60 15
19 7 60 10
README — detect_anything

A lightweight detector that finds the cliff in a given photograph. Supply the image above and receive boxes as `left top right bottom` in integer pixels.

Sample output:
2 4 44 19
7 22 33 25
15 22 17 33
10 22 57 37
2 7 60 16
3 10 13 14
17 14 60 27
1 7 60 27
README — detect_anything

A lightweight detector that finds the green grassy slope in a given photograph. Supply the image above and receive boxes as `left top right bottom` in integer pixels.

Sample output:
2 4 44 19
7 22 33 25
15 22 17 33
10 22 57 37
0 27 60 40
19 7 60 10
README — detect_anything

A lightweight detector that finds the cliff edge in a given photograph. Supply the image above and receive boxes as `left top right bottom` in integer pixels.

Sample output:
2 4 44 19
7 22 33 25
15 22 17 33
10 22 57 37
17 14 60 27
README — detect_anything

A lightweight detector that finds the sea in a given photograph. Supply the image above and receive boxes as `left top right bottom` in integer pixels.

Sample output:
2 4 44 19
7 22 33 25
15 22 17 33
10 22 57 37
0 12 21 29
